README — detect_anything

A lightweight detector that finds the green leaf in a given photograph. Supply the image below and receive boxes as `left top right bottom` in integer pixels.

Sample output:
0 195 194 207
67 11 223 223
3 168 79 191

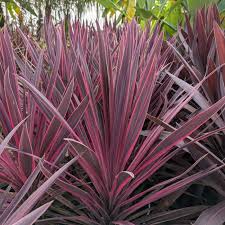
137 0 146 8
218 0 225 13
97 0 120 10
136 7 158 20
188 0 219 13
6 3 16 19
163 0 183 34
17 0 37 16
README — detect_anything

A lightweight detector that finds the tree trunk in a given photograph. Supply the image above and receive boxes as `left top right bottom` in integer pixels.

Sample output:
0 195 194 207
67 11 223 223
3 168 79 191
37 2 43 40
0 3 4 28
45 0 52 24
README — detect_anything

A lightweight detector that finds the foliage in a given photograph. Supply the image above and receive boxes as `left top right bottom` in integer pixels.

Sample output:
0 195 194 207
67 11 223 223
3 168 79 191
0 130 81 225
2 4 225 224
1 0 225 36
0 22 88 190
167 5 225 224
97 0 225 35
1 0 36 18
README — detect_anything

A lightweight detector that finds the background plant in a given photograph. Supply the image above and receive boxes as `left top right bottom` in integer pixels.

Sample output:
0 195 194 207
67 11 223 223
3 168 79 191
160 5 225 223
96 0 225 34
1 0 225 36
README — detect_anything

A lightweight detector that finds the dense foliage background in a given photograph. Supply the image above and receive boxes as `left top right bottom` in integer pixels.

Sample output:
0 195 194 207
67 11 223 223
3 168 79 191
1 0 225 34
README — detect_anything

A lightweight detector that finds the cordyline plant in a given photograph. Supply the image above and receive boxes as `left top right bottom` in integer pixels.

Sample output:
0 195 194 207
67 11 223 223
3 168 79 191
28 20 225 224
1 14 225 224
0 22 89 191
166 5 225 224
0 127 81 225
0 18 91 222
